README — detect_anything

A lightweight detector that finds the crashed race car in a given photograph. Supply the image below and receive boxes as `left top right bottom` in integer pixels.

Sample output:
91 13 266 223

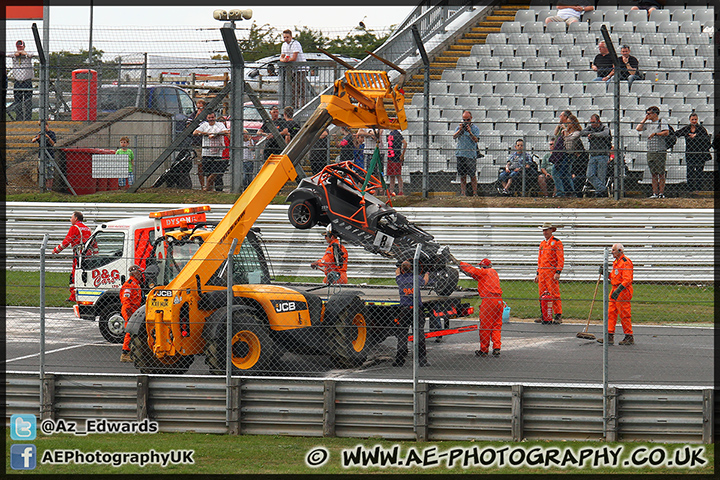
286 160 459 296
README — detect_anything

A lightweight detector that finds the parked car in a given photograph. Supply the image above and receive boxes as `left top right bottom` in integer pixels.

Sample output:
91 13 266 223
286 161 459 296
245 52 360 93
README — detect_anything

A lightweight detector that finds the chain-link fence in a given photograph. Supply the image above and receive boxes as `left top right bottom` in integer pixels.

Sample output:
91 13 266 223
5 206 712 392
8 7 716 197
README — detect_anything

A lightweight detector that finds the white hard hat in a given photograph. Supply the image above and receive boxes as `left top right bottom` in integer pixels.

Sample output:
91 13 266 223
324 224 333 237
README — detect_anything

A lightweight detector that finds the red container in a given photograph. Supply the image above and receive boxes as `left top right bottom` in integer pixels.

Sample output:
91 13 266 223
540 292 555 324
62 147 116 195
71 69 98 121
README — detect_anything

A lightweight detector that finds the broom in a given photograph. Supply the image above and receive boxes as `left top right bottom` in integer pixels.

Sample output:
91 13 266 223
577 274 601 340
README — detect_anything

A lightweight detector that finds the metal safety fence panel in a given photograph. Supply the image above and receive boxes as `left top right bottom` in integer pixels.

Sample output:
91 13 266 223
5 373 713 444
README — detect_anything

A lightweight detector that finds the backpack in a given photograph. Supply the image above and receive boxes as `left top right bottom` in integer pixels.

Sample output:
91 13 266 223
665 123 677 150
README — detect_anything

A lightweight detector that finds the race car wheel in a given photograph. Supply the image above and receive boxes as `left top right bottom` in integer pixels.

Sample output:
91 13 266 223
327 296 368 369
288 199 317 229
433 266 459 297
98 307 126 344
129 306 194 374
205 312 280 375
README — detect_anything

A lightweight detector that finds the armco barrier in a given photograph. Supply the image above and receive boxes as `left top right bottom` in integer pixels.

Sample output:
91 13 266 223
5 372 713 444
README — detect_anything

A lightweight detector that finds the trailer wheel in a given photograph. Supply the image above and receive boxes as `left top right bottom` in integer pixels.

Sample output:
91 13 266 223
328 296 368 369
129 306 194 374
205 312 280 374
98 307 126 344
433 266 459 297
288 199 317 229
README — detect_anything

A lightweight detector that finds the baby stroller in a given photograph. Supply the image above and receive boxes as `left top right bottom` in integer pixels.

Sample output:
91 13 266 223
152 149 195 189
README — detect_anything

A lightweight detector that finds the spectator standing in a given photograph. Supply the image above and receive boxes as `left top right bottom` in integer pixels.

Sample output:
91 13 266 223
550 110 574 197
358 128 384 177
279 106 300 145
545 1 594 25
309 128 329 175
538 139 556 197
11 40 34 121
310 225 348 284
30 120 56 190
616 45 642 91
259 105 283 157
597 243 634 345
453 110 480 196
591 42 615 83
279 29 307 107
564 113 587 198
115 136 134 188
393 260 430 367
338 126 356 163
52 211 92 302
499 138 534 194
580 114 612 197
193 111 229 191
534 222 564 324
457 258 504 357
675 113 712 194
119 265 144 362
636 105 669 198
630 0 664 18
242 128 256 187
386 129 407 196
187 98 207 189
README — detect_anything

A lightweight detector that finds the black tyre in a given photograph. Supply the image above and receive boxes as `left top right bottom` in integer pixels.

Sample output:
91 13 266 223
433 266 459 297
205 311 280 375
327 296 368 369
129 306 194 374
288 199 317 229
177 174 192 189
98 307 126 344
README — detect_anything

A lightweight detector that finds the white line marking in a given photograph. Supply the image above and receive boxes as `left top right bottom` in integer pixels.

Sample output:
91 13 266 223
4 342 109 363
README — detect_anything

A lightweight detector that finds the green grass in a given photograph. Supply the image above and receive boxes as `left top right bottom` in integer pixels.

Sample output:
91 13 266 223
5 271 714 324
5 431 714 475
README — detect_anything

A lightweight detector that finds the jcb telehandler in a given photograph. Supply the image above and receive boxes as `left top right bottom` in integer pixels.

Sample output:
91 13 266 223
126 62 409 374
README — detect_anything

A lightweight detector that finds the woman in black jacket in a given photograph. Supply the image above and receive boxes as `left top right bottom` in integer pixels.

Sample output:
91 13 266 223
675 112 712 193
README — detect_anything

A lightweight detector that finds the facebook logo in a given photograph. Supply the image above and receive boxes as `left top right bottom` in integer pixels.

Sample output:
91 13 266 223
11 444 37 470
10 414 36 440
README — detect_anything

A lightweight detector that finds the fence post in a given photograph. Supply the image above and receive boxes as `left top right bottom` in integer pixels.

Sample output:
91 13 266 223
322 379 336 437
39 233 49 415
226 238 238 432
606 386 618 442
136 375 149 421
415 382 429 441
41 374 55 421
602 247 610 438
702 388 714 444
412 243 422 436
511 384 523 441
228 378 241 435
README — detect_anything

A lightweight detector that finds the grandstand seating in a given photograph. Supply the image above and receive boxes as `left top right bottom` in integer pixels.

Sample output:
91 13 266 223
402 4 714 187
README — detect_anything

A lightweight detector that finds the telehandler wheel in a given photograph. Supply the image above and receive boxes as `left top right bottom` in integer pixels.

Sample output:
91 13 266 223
433 266 459 297
205 312 280 375
129 306 194 374
288 199 317 229
98 307 126 344
328 296 368 369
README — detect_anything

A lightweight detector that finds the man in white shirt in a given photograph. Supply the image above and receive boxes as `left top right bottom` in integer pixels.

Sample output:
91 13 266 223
545 1 594 25
193 111 229 191
280 29 307 107
11 40 34 121
636 106 669 199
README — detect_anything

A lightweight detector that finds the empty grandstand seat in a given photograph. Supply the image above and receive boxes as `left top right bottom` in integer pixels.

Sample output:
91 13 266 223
456 57 475 69
503 97 525 109
626 9 649 24
684 91 709 104
501 57 524 69
552 33 575 45
546 57 568 69
696 44 713 59
492 45 514 58
514 9 536 24
523 57 545 70
441 69 462 82
585 82 608 97
683 57 706 70
515 44 538 57
672 44 695 58
635 20 657 34
679 20 702 34
667 71 691 83
501 21 522 34
653 83 676 97
651 44 673 57
611 21 634 34
448 82 471 96
665 32 687 45
648 9 671 23
657 21 680 33
516 83 539 97
560 44 584 57
562 83 584 96
573 32 597 47
545 21 567 34
583 9 603 24
522 21 545 34
691 71 713 84
576 70 598 82
525 96 547 109
537 44 561 57
540 83 562 96
507 32 530 45
670 9 693 23
658 57 682 70
603 9 626 24
462 70 485 83
471 44 493 56
494 83 516 96
477 57 501 69
486 71 509 83
479 96 502 108
620 32 644 45
530 71 553 83
485 32 508 44
529 33 552 45
698 83 713 95
688 32 711 45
